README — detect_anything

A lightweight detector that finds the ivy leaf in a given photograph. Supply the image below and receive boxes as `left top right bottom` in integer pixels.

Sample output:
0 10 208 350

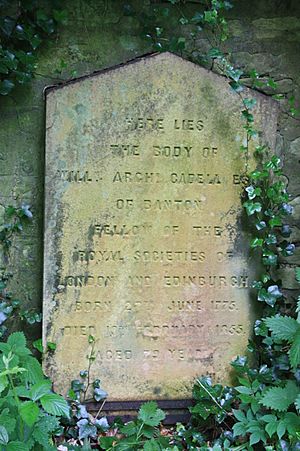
243 201 262 216
264 315 299 341
260 381 299 411
245 185 261 200
229 80 243 92
258 288 280 307
0 16 16 37
40 393 70 418
77 419 97 440
262 250 277 266
0 79 14 95
243 98 257 109
251 238 263 248
281 203 293 216
269 216 282 228
256 221 266 231
281 243 295 257
19 400 39 427
94 387 108 401
138 401 165 426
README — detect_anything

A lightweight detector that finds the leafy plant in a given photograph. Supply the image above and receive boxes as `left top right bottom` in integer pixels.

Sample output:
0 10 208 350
99 401 168 450
0 331 70 450
0 0 67 97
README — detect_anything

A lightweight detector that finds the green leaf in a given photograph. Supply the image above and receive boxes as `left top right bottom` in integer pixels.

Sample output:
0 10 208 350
276 420 286 439
295 394 300 411
289 329 300 368
19 400 39 427
120 421 137 436
21 356 44 384
77 419 97 440
283 412 300 434
190 401 219 419
32 339 43 353
249 430 266 446
250 238 263 248
0 374 8 393
260 414 277 423
0 425 8 445
7 442 29 451
32 415 60 448
143 438 161 451
99 436 115 449
243 98 257 109
233 409 246 422
264 315 299 341
0 79 14 95
40 393 70 418
269 216 282 227
243 201 262 216
260 381 299 411
235 386 252 394
7 332 30 356
0 409 16 433
296 267 300 284
30 379 52 401
265 420 278 438
232 421 247 436
138 401 165 426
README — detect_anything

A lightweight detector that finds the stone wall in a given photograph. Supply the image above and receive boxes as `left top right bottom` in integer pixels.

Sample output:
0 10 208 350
0 0 299 339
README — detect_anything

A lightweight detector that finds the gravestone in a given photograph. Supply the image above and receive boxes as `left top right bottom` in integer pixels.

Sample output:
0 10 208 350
43 52 278 402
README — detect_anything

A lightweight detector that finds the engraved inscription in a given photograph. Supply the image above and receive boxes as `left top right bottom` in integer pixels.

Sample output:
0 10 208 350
44 52 277 400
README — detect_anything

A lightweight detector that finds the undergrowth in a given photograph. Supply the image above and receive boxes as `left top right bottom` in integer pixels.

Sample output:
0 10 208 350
0 0 299 450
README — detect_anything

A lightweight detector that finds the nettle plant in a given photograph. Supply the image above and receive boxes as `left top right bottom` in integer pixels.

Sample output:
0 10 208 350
0 332 70 451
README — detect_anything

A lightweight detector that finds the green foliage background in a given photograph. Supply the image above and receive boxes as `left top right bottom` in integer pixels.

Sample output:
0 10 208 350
0 0 300 449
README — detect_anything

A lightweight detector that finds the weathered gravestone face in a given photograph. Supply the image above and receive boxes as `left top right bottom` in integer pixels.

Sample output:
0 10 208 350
44 52 278 400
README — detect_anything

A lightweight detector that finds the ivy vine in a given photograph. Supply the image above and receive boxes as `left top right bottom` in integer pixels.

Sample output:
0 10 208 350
0 0 299 449
0 0 67 96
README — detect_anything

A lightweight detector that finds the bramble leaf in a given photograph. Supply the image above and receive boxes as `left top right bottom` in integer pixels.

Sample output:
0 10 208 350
138 401 165 426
